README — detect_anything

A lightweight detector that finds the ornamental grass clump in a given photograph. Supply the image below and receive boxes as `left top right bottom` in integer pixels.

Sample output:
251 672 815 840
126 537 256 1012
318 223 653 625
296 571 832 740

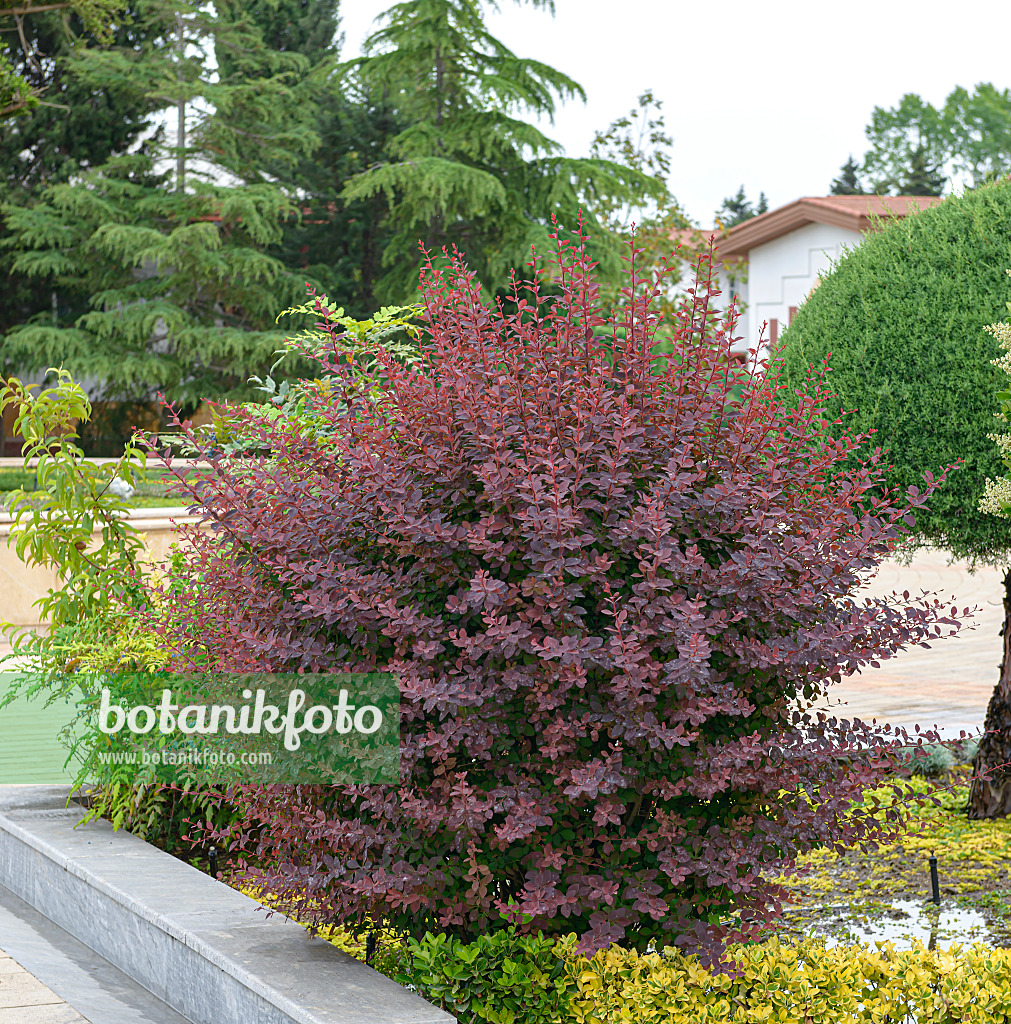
158 235 964 955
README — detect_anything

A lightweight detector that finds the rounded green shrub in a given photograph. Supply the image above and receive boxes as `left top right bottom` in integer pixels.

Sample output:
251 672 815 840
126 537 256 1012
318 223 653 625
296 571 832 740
780 181 1011 566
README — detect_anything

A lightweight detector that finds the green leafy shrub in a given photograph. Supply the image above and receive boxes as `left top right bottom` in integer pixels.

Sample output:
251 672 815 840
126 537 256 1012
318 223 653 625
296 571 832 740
400 930 570 1024
359 926 1011 1024
777 183 1011 819
0 371 234 845
558 937 1011 1023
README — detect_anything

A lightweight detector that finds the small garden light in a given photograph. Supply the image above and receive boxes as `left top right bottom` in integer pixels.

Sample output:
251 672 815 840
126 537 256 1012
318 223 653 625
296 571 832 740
929 852 941 906
208 845 218 879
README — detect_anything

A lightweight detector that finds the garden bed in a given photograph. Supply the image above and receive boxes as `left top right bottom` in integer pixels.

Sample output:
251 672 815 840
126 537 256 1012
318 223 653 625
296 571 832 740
776 770 1011 948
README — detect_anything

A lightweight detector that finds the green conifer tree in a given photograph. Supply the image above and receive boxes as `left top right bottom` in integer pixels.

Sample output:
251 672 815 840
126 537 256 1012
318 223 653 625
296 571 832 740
897 143 945 196
233 0 399 317
1 0 322 448
715 184 768 227
0 0 124 118
339 0 663 303
830 156 868 196
0 1 162 448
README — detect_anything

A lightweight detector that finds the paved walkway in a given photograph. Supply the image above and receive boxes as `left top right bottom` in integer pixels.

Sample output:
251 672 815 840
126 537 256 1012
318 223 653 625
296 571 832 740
0 947 88 1023
814 551 1004 737
0 882 192 1024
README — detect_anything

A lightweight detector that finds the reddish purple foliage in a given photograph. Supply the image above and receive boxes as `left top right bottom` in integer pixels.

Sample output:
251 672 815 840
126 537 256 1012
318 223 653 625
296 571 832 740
156 237 963 954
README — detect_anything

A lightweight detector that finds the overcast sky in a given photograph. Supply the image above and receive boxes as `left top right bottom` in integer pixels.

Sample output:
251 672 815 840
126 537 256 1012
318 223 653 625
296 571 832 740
337 0 1011 225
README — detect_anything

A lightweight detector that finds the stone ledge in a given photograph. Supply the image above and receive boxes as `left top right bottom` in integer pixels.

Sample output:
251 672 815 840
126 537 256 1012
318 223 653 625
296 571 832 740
0 786 452 1024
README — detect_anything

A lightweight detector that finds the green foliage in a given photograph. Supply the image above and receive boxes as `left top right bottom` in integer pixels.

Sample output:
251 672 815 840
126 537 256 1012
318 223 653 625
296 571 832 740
560 937 1011 1023
779 180 1011 567
0 370 165 818
401 930 570 1024
368 925 1011 1024
0 371 231 844
0 369 147 626
0 0 126 118
0 46 36 117
339 0 665 302
2 154 313 408
159 297 423 456
587 89 690 318
1 0 326 427
830 155 869 196
715 184 768 228
257 2 397 318
896 144 946 197
862 91 948 193
74 0 319 187
862 84 1011 194
976 271 1011 519
0 2 155 196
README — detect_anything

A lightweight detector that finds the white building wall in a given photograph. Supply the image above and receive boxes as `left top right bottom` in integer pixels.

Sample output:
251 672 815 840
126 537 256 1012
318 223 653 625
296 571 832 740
741 222 865 362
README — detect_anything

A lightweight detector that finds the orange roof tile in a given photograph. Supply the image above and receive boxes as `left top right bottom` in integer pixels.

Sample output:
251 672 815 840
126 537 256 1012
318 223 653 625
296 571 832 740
672 195 943 262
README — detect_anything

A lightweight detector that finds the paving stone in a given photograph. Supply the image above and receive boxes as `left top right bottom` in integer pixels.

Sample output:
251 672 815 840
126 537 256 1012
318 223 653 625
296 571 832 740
0 968 65 1007
2 1003 90 1023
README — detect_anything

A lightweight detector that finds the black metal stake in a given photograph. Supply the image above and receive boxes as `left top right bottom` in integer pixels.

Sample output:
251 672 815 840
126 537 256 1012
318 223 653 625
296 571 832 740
365 932 376 966
208 845 218 879
929 852 940 906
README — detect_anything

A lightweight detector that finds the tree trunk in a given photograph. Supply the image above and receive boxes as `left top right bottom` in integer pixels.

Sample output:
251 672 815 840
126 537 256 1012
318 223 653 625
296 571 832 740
969 567 1011 818
175 11 186 194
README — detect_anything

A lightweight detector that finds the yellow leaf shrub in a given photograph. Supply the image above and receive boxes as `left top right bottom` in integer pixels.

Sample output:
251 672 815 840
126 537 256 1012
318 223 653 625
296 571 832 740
557 936 1011 1024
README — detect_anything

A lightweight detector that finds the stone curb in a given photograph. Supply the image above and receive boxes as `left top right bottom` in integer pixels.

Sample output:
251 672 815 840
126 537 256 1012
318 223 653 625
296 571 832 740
0 786 453 1024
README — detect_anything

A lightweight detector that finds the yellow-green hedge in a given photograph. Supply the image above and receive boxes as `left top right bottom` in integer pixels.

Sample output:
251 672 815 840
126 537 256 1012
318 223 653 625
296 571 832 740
558 937 1011 1024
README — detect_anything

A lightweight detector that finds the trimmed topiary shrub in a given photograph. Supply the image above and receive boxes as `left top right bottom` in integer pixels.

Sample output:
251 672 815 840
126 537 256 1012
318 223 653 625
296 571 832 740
779 182 1011 566
158 237 963 955
777 181 1011 818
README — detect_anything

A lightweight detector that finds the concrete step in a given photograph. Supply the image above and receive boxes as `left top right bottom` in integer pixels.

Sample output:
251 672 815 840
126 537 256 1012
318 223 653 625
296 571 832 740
0 883 193 1023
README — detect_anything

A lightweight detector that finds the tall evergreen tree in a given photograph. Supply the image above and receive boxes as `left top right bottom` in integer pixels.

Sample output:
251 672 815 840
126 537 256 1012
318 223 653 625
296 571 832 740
234 0 399 317
897 143 945 196
0 0 162 450
1 0 323 445
0 0 124 118
270 81 399 317
339 0 663 303
830 155 868 196
715 184 768 228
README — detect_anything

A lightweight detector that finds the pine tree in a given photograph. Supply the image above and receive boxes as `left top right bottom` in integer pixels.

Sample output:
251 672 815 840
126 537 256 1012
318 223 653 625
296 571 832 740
715 184 768 228
271 83 399 317
830 156 868 195
233 0 399 317
0 0 124 118
339 0 663 303
0 1 162 441
1 0 323 445
0 4 155 195
897 144 945 196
